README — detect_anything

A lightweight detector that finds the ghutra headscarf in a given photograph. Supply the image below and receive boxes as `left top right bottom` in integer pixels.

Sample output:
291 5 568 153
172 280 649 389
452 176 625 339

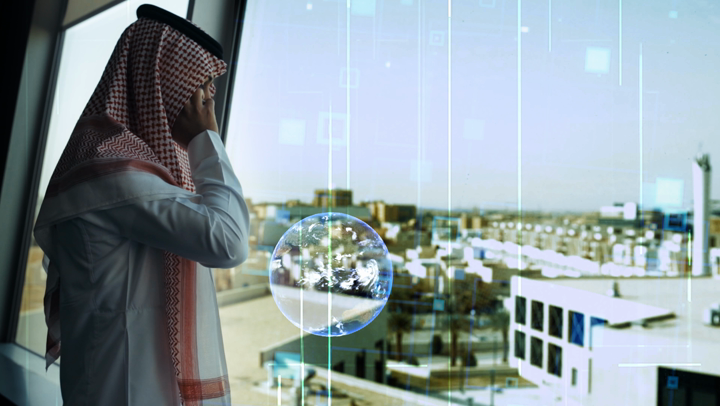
34 5 230 404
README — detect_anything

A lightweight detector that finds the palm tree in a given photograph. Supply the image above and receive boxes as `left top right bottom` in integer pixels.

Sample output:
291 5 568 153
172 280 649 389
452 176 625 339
488 309 510 363
449 314 468 367
387 312 413 361
448 276 494 367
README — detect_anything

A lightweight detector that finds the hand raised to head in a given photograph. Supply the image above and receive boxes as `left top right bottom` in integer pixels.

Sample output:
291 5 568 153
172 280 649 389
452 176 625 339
171 80 219 148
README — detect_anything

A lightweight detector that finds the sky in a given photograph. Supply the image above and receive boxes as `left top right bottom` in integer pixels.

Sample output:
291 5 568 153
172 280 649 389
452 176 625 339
225 0 720 212
38 0 720 213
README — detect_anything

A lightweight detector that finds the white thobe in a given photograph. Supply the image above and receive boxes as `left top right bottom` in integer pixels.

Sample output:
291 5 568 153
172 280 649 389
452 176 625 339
37 130 249 405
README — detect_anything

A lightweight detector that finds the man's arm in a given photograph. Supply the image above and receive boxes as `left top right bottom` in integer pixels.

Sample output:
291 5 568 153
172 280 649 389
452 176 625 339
87 130 250 268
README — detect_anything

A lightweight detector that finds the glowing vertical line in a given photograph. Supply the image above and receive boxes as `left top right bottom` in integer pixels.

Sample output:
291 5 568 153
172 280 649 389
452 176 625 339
277 375 282 405
518 0 523 269
448 1 452 222
548 0 552 52
447 1 452 402
417 0 423 219
638 43 642 224
619 0 623 86
327 102 333 406
346 0 351 191
299 226 305 406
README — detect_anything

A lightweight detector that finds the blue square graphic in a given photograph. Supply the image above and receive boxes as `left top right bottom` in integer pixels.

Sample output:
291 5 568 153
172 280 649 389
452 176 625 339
351 0 376 16
429 30 445 46
480 0 496 7
585 47 611 74
667 376 679 389
663 212 687 232
669 10 678 19
433 299 445 311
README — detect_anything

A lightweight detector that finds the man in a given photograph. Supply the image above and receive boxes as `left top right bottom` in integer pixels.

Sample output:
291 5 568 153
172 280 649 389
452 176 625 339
33 5 248 405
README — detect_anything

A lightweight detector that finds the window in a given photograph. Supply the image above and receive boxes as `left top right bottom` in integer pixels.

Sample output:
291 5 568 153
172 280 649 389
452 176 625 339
15 0 189 357
549 305 563 338
332 361 345 374
569 311 585 347
658 367 720 406
355 350 366 379
530 337 543 368
531 300 544 332
7 0 718 404
572 368 578 386
547 343 562 377
515 330 526 360
515 296 527 325
589 317 607 349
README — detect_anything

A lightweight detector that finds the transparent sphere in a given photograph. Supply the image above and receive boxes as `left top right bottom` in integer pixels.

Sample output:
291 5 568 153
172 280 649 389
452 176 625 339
269 213 393 337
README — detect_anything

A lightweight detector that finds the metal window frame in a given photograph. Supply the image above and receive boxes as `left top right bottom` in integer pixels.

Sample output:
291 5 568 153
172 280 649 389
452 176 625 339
0 0 68 345
63 0 126 30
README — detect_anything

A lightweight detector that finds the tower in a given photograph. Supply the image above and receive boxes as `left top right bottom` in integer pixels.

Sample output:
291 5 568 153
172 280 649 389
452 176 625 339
692 154 711 276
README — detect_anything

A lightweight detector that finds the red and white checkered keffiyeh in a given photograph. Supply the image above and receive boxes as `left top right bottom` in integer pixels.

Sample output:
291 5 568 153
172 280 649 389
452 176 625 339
41 16 229 404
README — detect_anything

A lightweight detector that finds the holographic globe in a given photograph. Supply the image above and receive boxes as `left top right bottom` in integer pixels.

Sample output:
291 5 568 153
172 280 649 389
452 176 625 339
269 213 393 337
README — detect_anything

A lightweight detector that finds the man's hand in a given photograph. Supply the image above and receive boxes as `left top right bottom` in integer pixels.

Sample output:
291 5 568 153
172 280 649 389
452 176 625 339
171 84 219 149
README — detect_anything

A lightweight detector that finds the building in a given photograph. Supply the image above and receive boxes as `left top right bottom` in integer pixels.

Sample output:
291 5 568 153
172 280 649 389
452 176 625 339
313 188 353 207
508 276 720 406
363 201 417 223
693 154 712 276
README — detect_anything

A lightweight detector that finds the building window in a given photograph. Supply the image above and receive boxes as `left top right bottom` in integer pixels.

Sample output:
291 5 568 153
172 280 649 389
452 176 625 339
569 311 585 347
515 330 526 360
530 337 543 368
590 317 607 349
572 368 578 386
355 350 366 379
531 300 544 331
547 343 562 377
515 296 527 325
549 305 563 338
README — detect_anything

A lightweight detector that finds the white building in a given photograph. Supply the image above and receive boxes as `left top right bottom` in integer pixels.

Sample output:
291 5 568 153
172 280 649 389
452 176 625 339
509 276 720 405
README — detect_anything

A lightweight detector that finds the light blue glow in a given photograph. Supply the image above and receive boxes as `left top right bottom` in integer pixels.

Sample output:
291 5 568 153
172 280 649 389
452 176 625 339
585 47 611 74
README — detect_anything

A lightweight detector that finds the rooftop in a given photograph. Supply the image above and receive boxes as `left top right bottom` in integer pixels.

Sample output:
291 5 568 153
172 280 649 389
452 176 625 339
543 276 720 342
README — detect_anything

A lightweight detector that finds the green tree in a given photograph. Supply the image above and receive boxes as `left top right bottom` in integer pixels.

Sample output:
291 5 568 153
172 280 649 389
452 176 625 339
448 275 495 367
488 309 510 363
387 284 416 362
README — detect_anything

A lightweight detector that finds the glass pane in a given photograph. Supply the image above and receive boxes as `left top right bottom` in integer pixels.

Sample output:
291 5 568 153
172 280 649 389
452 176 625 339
223 0 720 404
16 0 189 357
